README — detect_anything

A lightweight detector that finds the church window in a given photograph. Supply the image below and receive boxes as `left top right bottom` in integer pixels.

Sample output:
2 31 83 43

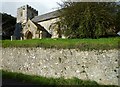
28 24 30 27
20 12 23 17
36 30 40 34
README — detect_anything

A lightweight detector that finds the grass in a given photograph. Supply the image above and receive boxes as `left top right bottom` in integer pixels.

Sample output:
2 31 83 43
1 70 119 86
1 37 120 50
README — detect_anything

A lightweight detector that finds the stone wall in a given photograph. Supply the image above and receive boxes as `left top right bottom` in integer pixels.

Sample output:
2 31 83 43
1 48 120 85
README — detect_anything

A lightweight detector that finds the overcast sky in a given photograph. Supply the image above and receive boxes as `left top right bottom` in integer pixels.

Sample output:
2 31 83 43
1 0 120 17
0 0 63 17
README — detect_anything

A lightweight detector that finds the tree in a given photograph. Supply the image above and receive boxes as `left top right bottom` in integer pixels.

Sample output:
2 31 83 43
59 2 119 38
1 13 16 39
115 3 120 33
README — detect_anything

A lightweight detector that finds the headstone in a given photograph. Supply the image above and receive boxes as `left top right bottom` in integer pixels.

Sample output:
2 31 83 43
20 37 23 40
40 31 42 39
11 35 16 41
11 36 13 41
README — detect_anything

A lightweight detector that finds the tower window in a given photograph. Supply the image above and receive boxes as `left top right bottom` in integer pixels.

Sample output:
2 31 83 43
23 8 25 10
20 12 23 17
32 13 34 17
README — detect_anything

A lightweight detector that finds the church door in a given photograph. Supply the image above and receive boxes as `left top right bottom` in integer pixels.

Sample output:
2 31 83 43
25 31 33 39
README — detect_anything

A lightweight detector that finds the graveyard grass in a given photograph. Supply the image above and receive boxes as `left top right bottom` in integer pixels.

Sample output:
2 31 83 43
1 37 120 50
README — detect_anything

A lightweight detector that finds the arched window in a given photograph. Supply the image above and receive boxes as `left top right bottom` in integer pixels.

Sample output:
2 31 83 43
20 12 23 17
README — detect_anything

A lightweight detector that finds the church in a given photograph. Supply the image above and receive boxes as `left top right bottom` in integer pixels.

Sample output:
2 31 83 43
13 5 63 40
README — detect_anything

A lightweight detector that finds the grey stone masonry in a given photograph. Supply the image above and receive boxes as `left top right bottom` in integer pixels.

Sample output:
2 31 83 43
17 5 38 24
1 48 120 86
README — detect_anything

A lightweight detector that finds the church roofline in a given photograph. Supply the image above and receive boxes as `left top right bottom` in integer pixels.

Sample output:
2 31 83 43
17 4 38 14
32 10 61 22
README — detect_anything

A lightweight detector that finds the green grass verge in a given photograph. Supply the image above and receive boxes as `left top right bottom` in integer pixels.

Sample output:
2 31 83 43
1 37 120 50
1 70 119 86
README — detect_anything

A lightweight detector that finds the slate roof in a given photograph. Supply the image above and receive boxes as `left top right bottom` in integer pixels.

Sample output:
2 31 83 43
32 21 52 37
33 21 44 30
32 10 60 22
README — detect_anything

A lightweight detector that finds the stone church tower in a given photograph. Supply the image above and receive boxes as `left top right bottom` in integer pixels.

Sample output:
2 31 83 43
17 5 38 25
14 5 38 39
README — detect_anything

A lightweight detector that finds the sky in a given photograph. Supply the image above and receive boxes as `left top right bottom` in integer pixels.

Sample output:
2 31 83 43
0 0 63 17
0 0 120 17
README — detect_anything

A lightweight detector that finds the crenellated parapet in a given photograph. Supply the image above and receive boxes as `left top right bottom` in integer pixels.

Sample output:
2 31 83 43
26 5 38 15
17 4 38 24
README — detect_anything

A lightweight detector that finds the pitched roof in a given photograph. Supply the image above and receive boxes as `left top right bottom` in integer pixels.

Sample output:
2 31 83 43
33 21 44 30
32 10 60 22
32 21 51 37
33 22 48 32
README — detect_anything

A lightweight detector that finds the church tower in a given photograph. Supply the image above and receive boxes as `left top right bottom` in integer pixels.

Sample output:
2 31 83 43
14 5 38 39
17 4 38 24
